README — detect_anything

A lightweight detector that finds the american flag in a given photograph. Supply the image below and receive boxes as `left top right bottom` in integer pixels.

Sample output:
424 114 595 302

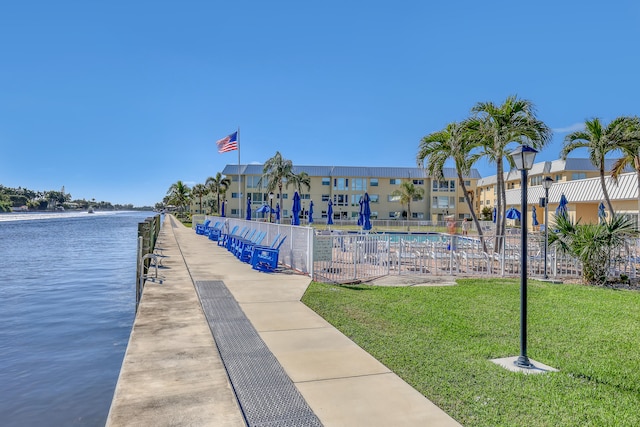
216 131 238 153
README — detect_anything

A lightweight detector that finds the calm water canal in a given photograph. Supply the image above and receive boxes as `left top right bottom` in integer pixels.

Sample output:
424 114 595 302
0 211 153 426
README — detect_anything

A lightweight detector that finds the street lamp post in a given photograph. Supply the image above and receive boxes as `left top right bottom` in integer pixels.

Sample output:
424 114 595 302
510 144 538 369
269 192 274 223
542 177 554 279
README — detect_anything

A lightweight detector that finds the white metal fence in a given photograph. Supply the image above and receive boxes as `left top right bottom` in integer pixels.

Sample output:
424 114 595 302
194 215 640 284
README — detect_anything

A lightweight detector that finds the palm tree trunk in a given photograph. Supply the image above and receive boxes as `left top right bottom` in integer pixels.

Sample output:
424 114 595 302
600 165 615 216
458 174 487 253
495 157 504 253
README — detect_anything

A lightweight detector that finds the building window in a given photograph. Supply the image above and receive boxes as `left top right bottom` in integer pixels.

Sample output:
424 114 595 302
390 179 401 185
530 175 543 186
321 194 330 202
412 212 424 219
459 197 466 203
231 192 240 199
370 211 378 219
388 194 401 202
300 193 311 199
412 179 424 185
334 178 348 190
333 194 348 206
432 180 455 192
252 193 264 203
231 209 239 216
389 211 399 218
369 194 379 203
370 178 378 187
351 178 366 191
555 174 562 181
246 176 261 188
464 180 471 187
572 173 586 180
322 177 330 186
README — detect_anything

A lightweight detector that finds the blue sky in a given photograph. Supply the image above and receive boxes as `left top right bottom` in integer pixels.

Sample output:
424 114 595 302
1 1 639 207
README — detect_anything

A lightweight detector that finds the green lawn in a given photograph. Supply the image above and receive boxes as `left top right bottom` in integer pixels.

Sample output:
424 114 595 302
301 279 640 427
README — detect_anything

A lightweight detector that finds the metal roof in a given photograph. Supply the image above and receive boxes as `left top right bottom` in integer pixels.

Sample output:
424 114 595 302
223 164 480 179
506 172 638 205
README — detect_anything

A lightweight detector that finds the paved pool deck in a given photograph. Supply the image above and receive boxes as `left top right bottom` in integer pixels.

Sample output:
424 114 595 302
106 214 461 426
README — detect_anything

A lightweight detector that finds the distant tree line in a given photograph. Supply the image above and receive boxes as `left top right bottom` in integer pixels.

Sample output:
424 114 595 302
0 185 154 212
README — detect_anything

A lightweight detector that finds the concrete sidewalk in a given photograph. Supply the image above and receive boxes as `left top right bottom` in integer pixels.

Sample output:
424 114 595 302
107 215 461 426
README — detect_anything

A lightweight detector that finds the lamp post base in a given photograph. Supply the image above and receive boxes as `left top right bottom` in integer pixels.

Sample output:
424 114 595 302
514 355 535 369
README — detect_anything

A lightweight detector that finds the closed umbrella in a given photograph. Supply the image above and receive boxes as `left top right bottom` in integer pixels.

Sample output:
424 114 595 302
362 193 372 231
598 201 607 223
492 207 497 223
291 192 301 226
221 200 225 217
246 196 251 221
327 200 334 225
531 205 539 227
275 203 280 223
505 207 521 220
357 197 364 226
556 193 568 218
308 200 314 224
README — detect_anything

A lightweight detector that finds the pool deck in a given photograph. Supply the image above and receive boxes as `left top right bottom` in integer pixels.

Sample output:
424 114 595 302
106 214 461 426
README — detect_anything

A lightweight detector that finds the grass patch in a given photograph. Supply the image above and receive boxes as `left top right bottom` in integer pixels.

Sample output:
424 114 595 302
301 279 640 426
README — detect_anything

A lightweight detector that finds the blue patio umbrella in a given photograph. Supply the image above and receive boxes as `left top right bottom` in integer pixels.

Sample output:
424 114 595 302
531 205 539 226
505 207 521 220
327 200 334 225
308 200 314 224
492 207 497 223
256 204 271 214
598 201 607 223
291 192 301 226
221 200 225 217
556 193 568 218
246 196 252 221
357 197 364 226
362 192 372 231
275 203 280 222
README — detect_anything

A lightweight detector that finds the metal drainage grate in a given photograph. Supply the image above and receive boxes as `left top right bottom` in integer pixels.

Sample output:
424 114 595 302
195 280 322 427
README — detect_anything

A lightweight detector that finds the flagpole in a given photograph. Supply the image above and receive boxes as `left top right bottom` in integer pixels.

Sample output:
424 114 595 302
237 127 241 219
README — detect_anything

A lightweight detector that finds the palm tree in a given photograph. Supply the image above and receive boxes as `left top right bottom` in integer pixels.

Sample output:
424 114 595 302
468 95 552 249
206 172 231 214
561 117 630 217
391 181 424 220
191 184 207 214
262 151 293 213
286 171 311 194
418 121 487 251
609 116 640 216
550 213 636 285
166 180 191 213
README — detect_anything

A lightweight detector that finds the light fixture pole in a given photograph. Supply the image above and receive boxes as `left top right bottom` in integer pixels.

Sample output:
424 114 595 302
269 192 274 223
510 144 538 369
542 177 554 279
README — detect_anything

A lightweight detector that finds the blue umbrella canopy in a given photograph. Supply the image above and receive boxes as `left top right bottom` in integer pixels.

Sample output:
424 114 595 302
492 207 497 223
357 197 364 226
256 204 271 213
505 207 521 220
556 193 568 218
308 200 314 224
275 203 280 222
362 193 372 231
598 202 607 223
327 200 334 225
246 196 252 221
291 192 301 226
531 205 539 226
221 200 225 217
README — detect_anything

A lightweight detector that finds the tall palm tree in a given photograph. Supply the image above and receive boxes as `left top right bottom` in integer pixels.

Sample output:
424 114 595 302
166 180 191 213
561 117 630 216
206 172 231 214
262 151 293 213
286 171 311 194
391 181 424 220
468 95 552 248
418 121 487 251
191 183 207 214
609 116 640 216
